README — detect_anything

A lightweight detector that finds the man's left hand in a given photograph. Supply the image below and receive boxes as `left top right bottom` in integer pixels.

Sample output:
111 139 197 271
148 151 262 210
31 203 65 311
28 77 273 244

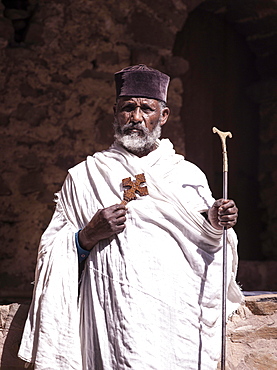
208 199 238 230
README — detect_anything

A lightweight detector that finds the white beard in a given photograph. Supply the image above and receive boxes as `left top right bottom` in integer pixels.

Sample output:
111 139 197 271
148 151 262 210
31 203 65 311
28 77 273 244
113 120 162 156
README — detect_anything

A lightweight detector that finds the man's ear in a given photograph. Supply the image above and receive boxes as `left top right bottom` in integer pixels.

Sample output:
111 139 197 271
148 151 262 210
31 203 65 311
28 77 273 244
160 107 170 127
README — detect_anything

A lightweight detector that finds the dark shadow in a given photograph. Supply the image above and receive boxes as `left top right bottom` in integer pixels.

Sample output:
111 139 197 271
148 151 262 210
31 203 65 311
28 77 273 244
196 248 215 369
197 263 208 370
1 0 38 45
182 184 210 209
173 7 262 260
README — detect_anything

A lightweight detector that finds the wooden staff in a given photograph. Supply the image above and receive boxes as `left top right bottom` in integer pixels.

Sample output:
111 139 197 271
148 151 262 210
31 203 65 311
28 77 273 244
212 127 232 370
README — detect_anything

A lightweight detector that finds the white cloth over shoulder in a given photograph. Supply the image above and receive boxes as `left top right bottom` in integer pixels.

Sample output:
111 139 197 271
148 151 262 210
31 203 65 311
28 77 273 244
18 139 243 370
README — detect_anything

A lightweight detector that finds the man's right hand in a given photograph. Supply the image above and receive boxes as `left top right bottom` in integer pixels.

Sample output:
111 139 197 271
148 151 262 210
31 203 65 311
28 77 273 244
78 203 127 251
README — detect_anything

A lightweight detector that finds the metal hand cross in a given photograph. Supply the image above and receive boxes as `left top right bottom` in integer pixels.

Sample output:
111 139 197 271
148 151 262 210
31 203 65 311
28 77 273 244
121 173 149 204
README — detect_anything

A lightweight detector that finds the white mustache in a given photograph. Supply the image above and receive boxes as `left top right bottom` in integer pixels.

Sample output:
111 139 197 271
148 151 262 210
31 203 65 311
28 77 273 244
121 123 148 135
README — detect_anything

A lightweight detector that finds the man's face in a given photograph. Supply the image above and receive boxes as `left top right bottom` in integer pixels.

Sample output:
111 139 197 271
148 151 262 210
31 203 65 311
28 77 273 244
114 97 166 133
113 97 169 156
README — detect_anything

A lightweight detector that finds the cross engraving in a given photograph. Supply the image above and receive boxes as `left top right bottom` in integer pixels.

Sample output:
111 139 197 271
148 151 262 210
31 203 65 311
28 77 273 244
121 173 149 204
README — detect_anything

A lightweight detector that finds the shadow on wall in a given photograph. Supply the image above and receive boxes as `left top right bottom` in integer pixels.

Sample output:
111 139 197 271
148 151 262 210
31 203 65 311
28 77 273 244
237 261 277 292
173 8 262 261
0 303 30 369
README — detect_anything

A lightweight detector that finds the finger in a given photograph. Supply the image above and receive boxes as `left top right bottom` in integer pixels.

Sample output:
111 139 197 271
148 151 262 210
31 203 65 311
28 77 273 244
218 214 237 223
218 215 237 223
108 213 126 228
220 205 236 214
114 223 126 234
103 203 125 212
218 222 236 229
116 203 127 210
112 203 127 213
218 199 236 211
212 199 225 208
114 208 127 218
218 206 238 216
115 215 127 225
214 198 236 207
218 214 237 227
101 205 125 221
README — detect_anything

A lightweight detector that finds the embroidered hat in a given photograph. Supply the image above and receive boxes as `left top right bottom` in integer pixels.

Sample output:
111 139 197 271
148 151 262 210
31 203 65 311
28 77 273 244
114 64 170 103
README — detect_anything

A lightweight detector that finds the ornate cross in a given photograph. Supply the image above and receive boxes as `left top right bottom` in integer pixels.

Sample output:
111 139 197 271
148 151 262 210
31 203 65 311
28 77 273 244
121 173 149 204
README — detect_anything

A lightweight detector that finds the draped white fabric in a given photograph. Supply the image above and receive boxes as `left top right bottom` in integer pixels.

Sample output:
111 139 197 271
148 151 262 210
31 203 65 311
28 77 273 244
18 139 243 370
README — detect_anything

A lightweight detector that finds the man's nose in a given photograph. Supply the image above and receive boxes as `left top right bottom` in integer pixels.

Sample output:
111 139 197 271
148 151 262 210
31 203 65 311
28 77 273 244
131 107 143 123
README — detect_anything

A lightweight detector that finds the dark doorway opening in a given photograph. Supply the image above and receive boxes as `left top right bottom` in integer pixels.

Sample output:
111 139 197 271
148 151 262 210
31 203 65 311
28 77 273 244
173 8 263 260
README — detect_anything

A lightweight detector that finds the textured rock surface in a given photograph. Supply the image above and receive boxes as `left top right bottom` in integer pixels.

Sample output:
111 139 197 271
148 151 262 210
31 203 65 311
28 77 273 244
226 295 277 369
0 0 194 299
1 295 277 369
0 303 29 369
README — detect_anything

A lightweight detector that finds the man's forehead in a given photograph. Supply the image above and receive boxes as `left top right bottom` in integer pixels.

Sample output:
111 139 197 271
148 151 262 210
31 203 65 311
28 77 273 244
118 97 159 106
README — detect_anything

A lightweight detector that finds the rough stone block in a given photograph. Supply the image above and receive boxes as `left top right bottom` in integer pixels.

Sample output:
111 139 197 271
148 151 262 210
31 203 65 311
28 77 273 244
1 295 277 369
0 303 29 369
226 294 277 369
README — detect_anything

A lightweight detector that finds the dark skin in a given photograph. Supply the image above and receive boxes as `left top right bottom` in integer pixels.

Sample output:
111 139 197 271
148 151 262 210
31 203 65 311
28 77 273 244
114 96 170 156
79 204 127 251
208 199 238 230
79 97 238 251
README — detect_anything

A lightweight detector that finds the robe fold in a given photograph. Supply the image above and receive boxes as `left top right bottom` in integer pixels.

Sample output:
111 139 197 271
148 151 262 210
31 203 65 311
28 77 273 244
18 139 243 370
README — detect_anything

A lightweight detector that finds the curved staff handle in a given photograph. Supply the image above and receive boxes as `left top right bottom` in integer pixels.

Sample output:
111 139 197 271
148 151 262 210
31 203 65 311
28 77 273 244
212 127 232 174
212 126 233 370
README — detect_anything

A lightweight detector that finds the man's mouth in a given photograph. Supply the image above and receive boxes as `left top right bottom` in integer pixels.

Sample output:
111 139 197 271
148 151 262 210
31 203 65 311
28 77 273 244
124 128 144 136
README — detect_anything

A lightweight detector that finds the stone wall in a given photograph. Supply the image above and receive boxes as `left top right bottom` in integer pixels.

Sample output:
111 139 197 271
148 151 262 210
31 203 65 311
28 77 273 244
1 295 277 369
0 0 200 300
1 0 277 300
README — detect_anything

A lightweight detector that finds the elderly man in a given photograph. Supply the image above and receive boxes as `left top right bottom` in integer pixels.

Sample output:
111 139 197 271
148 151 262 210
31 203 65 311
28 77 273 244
19 65 243 369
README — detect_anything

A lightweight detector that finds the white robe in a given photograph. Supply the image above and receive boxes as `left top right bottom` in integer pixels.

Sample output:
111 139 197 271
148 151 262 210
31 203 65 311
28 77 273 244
18 139 243 370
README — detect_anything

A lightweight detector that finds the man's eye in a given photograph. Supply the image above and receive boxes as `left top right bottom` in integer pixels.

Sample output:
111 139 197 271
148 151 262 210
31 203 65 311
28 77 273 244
141 106 153 112
121 105 134 112
120 104 154 113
